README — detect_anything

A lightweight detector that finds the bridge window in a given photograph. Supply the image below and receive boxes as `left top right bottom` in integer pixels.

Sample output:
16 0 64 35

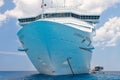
44 13 71 18
18 12 100 24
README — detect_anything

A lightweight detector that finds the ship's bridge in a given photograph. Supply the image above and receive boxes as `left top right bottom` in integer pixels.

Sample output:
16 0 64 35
18 8 100 26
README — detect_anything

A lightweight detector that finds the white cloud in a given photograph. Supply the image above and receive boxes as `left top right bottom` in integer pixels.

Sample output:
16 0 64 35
93 17 120 47
0 0 6 26
0 0 4 7
4 0 120 18
5 0 41 18
78 0 120 13
0 14 7 26
0 14 6 21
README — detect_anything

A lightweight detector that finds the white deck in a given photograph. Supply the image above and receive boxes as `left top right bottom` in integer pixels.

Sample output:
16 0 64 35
38 17 94 32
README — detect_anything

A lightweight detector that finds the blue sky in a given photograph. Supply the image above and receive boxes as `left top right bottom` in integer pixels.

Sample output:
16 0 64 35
0 0 120 71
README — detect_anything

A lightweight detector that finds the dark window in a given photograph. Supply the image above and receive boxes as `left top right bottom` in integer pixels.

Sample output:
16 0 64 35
18 12 100 23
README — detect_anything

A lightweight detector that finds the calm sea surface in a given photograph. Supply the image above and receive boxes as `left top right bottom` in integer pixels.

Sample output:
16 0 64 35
0 71 120 80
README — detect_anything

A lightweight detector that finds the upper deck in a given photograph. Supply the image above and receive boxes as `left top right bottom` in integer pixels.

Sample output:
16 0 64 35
18 8 100 26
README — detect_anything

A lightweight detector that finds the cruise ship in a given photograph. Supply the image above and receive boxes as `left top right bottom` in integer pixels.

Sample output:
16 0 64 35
17 0 100 75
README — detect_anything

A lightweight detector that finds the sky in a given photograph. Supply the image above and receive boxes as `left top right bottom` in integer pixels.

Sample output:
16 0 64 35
0 0 120 71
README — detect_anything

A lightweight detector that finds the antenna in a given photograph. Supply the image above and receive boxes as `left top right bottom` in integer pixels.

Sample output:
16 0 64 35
64 0 66 8
41 0 44 19
51 0 53 8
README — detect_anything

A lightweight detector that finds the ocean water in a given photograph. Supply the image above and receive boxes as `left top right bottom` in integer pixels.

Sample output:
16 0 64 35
0 71 120 80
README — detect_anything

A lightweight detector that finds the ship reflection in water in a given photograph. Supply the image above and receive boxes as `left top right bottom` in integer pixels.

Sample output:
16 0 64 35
0 71 120 80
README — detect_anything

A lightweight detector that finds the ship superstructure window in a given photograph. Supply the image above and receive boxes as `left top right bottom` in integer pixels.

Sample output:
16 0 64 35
18 12 100 24
18 17 36 23
43 13 100 20
71 13 99 20
44 13 71 18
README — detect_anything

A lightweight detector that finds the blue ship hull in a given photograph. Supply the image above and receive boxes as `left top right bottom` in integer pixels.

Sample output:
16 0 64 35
17 21 92 75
